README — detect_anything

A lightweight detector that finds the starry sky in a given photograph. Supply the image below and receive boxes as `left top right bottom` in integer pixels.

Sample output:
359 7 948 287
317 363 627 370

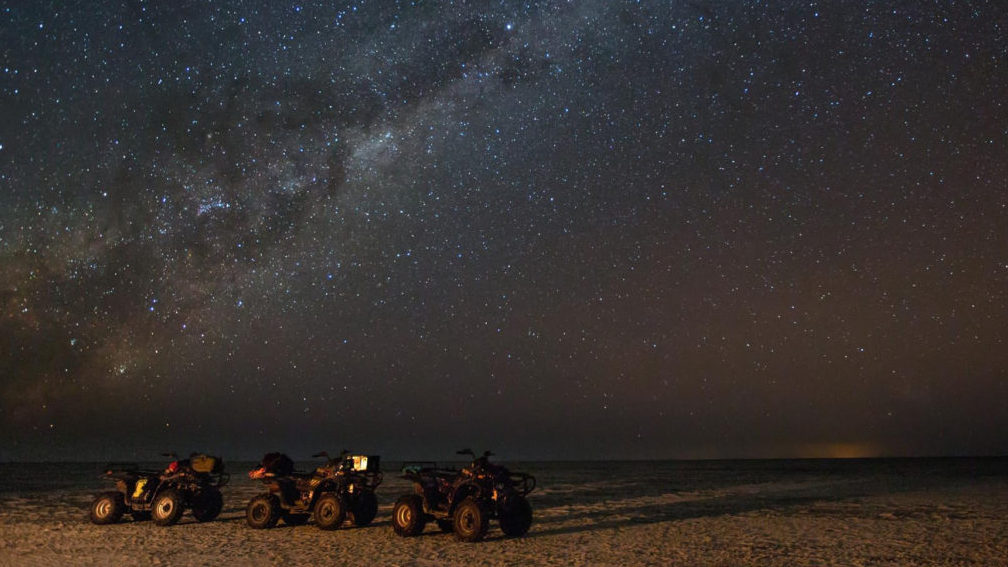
2 1 1006 462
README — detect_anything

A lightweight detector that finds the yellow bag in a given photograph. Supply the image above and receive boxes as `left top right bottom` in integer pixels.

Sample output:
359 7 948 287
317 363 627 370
190 454 221 473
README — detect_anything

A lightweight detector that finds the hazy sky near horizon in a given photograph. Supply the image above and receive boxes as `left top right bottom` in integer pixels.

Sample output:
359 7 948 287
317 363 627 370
2 1 1006 461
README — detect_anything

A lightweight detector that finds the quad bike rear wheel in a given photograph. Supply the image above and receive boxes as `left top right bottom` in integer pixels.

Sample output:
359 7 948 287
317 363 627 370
90 491 125 525
350 490 378 526
392 495 426 537
152 490 184 526
191 487 223 522
246 494 280 529
499 494 533 537
314 493 347 530
453 497 490 542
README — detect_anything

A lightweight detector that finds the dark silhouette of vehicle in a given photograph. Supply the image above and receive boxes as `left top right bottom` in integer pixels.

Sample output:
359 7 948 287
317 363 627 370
245 450 382 530
392 449 536 542
89 453 228 526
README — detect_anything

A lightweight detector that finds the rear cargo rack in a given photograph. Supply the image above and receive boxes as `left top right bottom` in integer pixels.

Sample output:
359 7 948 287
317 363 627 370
510 472 536 495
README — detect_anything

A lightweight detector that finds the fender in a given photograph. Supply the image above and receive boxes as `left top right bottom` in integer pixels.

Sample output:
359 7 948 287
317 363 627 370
449 481 484 513
309 479 342 507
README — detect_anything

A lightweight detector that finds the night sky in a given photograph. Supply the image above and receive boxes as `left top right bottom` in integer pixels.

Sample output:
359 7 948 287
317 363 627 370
2 1 1006 462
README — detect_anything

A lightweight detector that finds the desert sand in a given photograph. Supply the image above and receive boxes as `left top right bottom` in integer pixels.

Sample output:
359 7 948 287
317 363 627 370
1 460 1006 566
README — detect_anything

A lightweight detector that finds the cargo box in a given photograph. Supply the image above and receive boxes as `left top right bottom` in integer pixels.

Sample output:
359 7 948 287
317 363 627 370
349 455 379 472
190 454 224 474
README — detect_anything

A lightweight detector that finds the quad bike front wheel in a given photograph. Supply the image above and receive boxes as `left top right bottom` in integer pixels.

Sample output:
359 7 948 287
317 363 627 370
314 493 347 530
90 492 125 525
191 487 223 522
152 490 184 526
392 495 426 537
498 494 533 537
246 494 280 529
350 490 378 526
453 497 490 542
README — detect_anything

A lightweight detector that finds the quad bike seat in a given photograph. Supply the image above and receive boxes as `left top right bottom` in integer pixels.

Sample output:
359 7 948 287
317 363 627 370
291 473 320 493
105 468 161 483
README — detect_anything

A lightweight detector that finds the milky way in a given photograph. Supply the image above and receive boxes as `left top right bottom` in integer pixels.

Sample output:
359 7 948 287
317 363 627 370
2 1 1006 460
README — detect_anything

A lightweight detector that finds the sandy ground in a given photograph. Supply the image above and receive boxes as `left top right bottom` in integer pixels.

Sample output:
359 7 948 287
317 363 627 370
1 462 1006 566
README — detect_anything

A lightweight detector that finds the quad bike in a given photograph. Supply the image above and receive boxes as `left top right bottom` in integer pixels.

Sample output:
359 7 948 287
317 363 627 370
392 449 536 542
89 453 228 526
246 450 382 530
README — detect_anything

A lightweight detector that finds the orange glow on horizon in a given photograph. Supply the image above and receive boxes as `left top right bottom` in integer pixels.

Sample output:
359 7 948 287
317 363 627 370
796 442 886 459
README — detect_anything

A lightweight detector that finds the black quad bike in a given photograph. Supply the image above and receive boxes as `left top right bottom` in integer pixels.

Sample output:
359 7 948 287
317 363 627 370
392 449 536 542
245 450 383 530
89 453 229 526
